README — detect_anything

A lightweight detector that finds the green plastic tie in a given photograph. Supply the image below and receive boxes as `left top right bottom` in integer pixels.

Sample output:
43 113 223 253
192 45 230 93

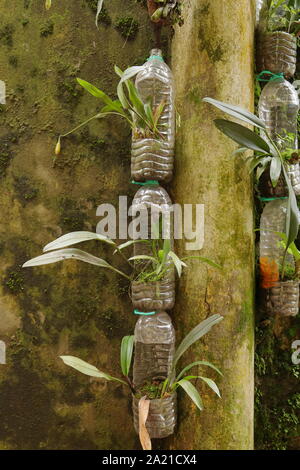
131 180 159 186
259 196 288 201
133 309 156 316
257 71 285 82
147 55 164 62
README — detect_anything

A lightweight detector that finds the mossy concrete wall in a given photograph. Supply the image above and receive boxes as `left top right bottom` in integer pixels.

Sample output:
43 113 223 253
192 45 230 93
0 0 255 450
168 0 255 450
0 0 155 450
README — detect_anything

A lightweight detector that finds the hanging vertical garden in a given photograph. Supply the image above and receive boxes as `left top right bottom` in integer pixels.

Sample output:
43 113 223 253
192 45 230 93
0 0 299 453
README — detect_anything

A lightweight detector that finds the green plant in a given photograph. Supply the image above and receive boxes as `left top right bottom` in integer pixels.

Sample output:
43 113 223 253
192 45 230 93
203 96 299 262
55 65 167 155
61 335 135 392
22 231 221 284
267 0 300 35
280 132 300 163
45 0 52 10
60 314 223 410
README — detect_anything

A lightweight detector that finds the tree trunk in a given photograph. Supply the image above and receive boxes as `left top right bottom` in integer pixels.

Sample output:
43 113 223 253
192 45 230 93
166 0 255 450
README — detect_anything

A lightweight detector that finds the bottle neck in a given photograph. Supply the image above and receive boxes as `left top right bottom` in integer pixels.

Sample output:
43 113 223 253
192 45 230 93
148 49 164 62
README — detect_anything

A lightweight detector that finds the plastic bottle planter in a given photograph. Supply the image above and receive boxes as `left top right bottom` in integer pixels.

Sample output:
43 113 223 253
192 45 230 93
257 32 297 78
131 276 175 311
259 199 295 277
263 281 299 317
133 311 175 389
258 78 300 195
132 393 177 439
131 49 175 183
258 78 299 148
131 184 175 311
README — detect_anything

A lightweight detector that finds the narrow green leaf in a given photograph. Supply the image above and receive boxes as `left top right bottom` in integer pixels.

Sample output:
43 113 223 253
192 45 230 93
256 157 271 180
214 119 270 153
77 78 121 112
169 251 187 278
43 231 115 252
177 379 203 411
60 355 126 384
203 97 266 129
199 376 221 398
248 155 268 174
270 156 282 187
282 166 300 248
181 256 222 269
176 361 223 382
128 255 157 263
23 248 130 280
173 315 223 369
120 336 134 377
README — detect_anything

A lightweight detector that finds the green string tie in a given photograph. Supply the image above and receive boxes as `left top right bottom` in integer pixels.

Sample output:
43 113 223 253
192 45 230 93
259 196 288 201
131 180 159 186
257 71 285 82
147 55 164 62
134 309 156 316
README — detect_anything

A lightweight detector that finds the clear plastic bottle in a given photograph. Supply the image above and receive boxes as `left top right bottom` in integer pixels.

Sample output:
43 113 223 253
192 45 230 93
133 311 175 389
259 199 295 288
130 184 175 311
256 0 297 77
258 78 299 148
257 32 297 78
265 280 299 316
258 78 300 193
132 392 177 439
131 49 175 183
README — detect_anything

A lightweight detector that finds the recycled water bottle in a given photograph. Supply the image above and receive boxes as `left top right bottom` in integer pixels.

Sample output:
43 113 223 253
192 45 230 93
130 184 175 311
132 392 177 439
258 77 299 147
259 199 295 288
131 49 175 183
256 0 297 77
133 311 175 389
258 77 300 193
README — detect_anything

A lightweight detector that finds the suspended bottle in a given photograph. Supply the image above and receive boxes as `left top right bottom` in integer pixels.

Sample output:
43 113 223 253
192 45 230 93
133 311 175 388
131 49 175 183
265 280 299 316
256 0 297 77
130 184 175 312
258 77 300 195
259 199 295 289
257 32 297 78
